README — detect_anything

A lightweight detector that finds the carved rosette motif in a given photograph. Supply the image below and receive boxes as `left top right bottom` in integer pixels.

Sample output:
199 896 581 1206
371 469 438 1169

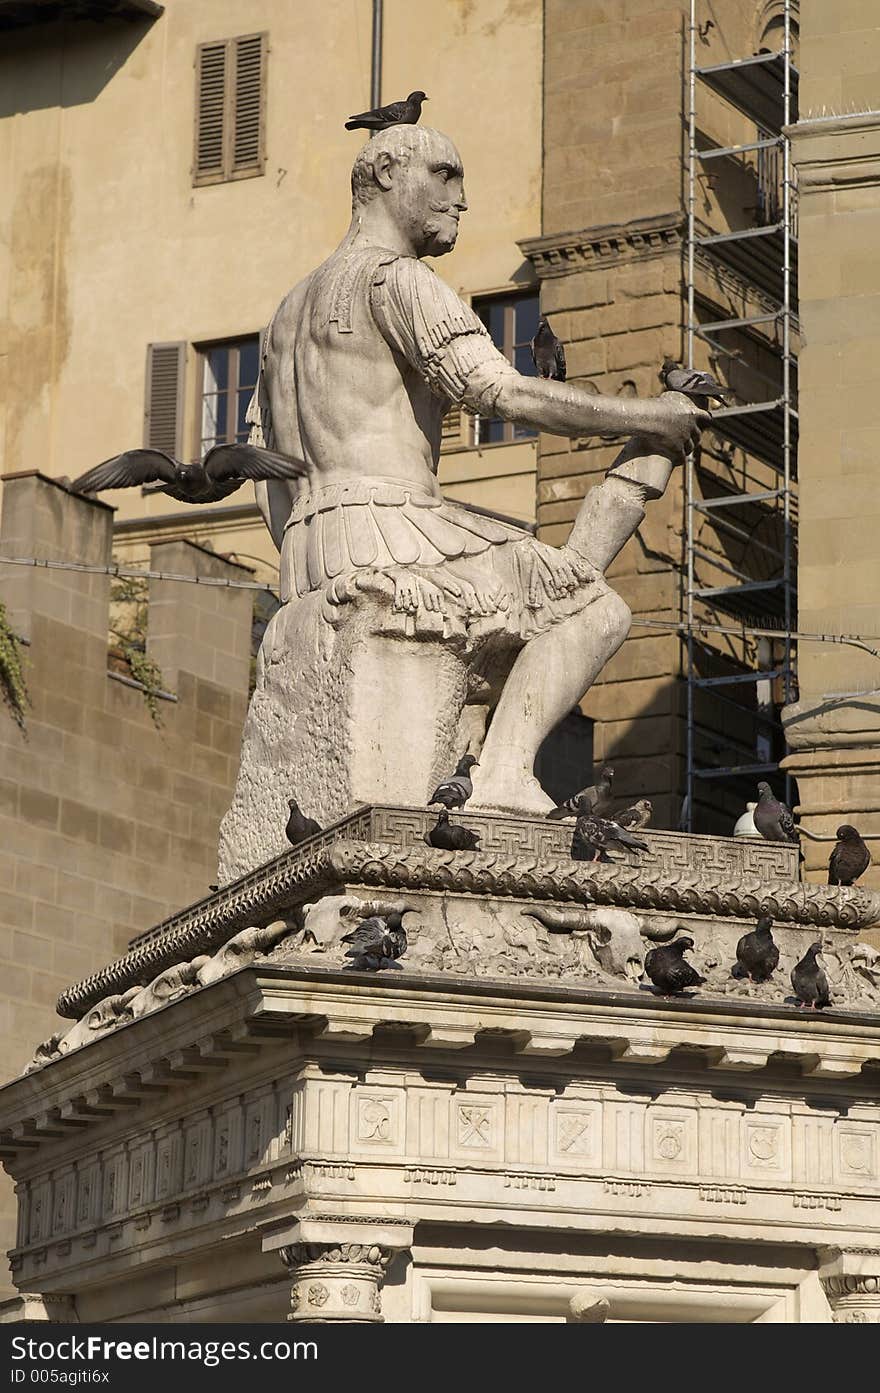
279 1242 392 1324
822 1274 880 1323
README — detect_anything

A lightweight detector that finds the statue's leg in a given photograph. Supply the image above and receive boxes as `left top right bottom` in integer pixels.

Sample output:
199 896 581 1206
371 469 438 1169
469 586 631 815
468 439 676 816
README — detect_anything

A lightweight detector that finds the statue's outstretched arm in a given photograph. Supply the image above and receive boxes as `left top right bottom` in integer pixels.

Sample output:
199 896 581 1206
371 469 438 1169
465 365 706 462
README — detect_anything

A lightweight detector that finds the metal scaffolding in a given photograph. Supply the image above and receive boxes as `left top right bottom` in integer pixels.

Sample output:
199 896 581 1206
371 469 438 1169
684 1 798 830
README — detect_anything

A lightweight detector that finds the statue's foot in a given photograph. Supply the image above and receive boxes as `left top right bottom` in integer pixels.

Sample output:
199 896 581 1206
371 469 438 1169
469 765 555 818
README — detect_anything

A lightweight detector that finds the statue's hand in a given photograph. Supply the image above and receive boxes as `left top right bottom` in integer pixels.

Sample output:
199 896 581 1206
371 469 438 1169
637 392 710 459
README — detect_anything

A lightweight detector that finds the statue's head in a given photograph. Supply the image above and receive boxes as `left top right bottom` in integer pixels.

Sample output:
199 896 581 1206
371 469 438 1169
350 125 467 258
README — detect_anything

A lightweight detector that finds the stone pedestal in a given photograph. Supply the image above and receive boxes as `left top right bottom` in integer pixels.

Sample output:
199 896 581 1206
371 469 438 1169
3 811 880 1324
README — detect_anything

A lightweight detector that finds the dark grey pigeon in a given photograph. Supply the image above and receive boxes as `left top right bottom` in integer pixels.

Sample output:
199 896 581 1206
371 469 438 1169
548 765 614 821
341 910 412 971
425 810 481 852
72 443 306 505
753 781 799 845
644 936 705 995
661 359 730 404
828 825 871 886
572 811 648 863
285 799 322 848
735 915 780 983
616 798 652 831
791 941 831 1010
530 317 567 382
345 91 427 132
428 754 478 810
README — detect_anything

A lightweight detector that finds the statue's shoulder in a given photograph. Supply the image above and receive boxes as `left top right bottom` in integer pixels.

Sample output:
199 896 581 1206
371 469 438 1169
372 254 487 348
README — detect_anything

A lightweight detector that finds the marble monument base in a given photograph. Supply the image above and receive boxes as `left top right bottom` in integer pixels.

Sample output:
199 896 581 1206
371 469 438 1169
2 810 880 1323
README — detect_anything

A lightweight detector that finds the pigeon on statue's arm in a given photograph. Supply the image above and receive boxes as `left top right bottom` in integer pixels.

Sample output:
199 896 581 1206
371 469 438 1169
660 359 730 403
530 317 567 382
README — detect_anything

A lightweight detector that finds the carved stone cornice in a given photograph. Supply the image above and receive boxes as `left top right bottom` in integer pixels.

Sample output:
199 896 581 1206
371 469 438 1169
55 807 875 1021
788 112 880 194
519 211 683 280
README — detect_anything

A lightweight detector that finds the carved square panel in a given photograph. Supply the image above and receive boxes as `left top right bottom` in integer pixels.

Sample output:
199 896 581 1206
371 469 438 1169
451 1095 502 1162
75 1162 99 1227
28 1179 50 1244
836 1126 877 1184
155 1127 182 1201
213 1106 242 1179
102 1148 128 1218
52 1170 75 1235
183 1116 212 1190
742 1117 790 1178
128 1142 154 1210
243 1092 275 1169
647 1109 696 1173
351 1090 404 1155
551 1103 602 1169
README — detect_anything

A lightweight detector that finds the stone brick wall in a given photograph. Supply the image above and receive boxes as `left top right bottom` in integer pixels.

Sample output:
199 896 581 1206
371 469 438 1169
0 473 252 1283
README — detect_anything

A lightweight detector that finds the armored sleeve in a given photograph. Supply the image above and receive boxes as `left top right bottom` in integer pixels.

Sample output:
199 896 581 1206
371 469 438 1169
371 255 518 414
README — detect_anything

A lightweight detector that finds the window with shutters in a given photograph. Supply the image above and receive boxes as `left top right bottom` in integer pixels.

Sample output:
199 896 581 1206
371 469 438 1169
473 291 540 444
193 33 267 187
144 342 186 457
198 336 261 452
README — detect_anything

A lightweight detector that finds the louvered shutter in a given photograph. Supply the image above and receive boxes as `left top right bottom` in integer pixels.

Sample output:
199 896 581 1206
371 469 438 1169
231 33 266 176
144 343 186 456
194 41 227 183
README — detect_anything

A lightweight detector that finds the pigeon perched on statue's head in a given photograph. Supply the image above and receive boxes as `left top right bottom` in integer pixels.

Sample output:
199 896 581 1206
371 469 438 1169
828 825 871 887
345 91 427 132
791 941 831 1010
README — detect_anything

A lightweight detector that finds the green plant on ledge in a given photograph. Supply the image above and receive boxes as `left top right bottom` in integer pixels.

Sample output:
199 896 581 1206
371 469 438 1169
108 575 170 728
0 598 30 730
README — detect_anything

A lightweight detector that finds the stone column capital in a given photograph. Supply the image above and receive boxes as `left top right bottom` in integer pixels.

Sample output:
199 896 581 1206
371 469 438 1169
818 1249 880 1323
265 1215 413 1324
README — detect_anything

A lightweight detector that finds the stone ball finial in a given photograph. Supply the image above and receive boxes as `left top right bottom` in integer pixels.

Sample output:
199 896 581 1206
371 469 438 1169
567 1292 611 1323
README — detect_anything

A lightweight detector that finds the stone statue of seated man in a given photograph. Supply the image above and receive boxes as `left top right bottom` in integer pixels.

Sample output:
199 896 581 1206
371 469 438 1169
217 125 705 880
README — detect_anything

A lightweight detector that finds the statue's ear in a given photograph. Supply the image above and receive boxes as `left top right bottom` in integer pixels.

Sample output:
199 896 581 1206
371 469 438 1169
373 150 395 191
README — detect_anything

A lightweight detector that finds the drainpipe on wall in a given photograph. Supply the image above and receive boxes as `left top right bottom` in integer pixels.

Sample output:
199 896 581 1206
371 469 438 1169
371 0 383 108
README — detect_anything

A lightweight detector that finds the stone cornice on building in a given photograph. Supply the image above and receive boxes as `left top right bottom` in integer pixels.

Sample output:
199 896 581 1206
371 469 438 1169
54 804 880 1022
518 211 683 280
5 961 880 1170
788 111 880 192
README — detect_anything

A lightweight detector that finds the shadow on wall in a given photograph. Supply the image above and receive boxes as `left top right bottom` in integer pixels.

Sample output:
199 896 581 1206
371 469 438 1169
0 13 157 118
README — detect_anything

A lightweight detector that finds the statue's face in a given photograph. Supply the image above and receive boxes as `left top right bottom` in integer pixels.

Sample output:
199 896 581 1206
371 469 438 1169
393 134 467 258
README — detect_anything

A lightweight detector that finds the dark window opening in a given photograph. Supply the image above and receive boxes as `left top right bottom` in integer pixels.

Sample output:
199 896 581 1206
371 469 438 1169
473 291 540 444
198 336 260 453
